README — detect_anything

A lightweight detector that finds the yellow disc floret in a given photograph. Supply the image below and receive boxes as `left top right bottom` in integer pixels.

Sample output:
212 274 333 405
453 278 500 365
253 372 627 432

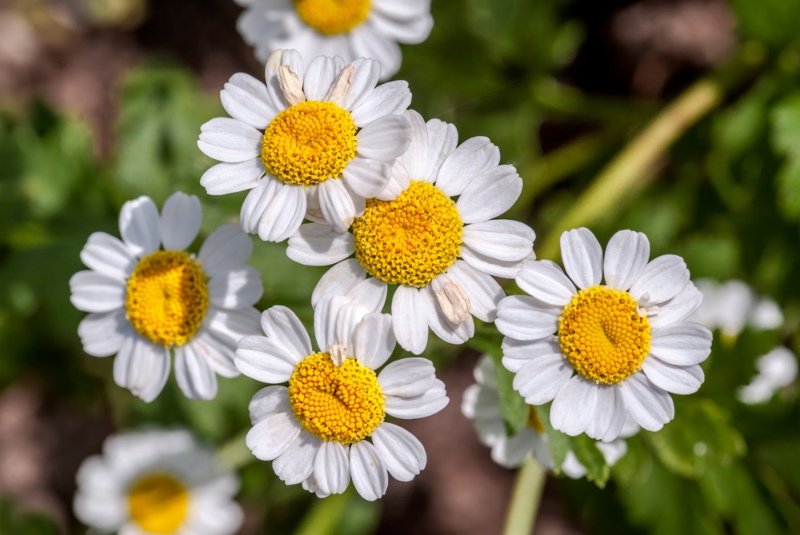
288 352 385 444
125 251 208 347
558 286 651 384
294 0 371 35
527 406 545 433
128 474 189 534
261 101 358 186
352 180 463 287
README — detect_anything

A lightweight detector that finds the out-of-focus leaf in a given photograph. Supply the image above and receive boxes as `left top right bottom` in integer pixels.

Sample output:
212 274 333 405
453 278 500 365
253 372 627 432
0 499 59 535
771 93 800 157
775 160 800 220
570 433 611 488
680 233 740 279
731 0 800 49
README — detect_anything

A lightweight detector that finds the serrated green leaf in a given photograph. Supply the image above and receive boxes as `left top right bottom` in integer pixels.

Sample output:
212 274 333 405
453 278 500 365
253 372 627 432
570 433 611 488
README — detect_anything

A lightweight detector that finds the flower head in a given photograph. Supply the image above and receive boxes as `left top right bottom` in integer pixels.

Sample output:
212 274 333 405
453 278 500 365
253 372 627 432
74 429 242 535
496 228 712 441
287 110 534 354
234 295 448 500
691 278 783 339
70 192 262 401
235 0 433 81
737 346 798 404
198 49 412 240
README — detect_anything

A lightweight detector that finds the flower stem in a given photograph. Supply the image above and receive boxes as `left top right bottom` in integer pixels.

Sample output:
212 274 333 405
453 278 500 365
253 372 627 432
217 429 253 470
503 457 547 535
293 489 353 535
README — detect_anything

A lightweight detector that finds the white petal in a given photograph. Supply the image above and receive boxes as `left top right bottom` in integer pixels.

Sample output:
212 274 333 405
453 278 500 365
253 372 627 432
175 343 218 400
342 158 391 198
159 192 202 251
78 310 133 357
394 110 428 180
350 26 402 81
447 260 504 322
603 230 650 291
501 338 561 373
385 379 448 419
349 441 388 501
191 329 240 378
371 423 426 482
314 294 348 351
513 354 573 405
350 80 412 126
377 159 411 200
260 306 313 357
618 373 675 431
220 72 276 129
112 335 170 402
119 196 160 256
273 433 321 485
287 223 355 266
461 246 528 279
424 284 475 344
198 118 262 163
240 176 279 234
391 285 431 355
495 295 559 341
354 313 395 369
420 118 459 183
372 0 429 19
560 228 603 290
246 411 302 461
550 376 599 436
318 179 358 233
198 223 254 278
650 321 712 366
314 441 350 495
303 56 340 101
356 114 411 161
436 137 500 196
248 385 290 425
585 386 626 442
200 159 265 195
205 306 261 345
258 182 307 242
345 278 387 313
462 220 535 262
369 8 433 44
265 49 305 111
378 358 436 397
515 259 576 306
642 358 704 395
235 335 298 383
649 283 704 328
80 232 136 280
310 259 367 307
456 165 521 224
69 271 125 313
209 266 263 309
629 255 690 304
339 57 381 110
491 429 539 469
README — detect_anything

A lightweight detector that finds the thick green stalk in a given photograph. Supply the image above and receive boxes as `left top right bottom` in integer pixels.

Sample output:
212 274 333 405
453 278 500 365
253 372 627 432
503 457 547 535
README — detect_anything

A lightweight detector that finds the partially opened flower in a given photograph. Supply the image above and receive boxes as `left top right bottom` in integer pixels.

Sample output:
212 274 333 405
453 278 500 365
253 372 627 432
74 429 243 535
737 346 798 404
496 228 712 441
198 49 412 240
70 192 262 401
691 278 783 339
235 0 433 81
234 295 448 500
461 355 633 476
287 110 534 354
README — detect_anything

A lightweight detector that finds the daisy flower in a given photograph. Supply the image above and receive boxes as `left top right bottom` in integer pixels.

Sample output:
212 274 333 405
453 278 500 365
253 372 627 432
69 192 262 402
287 110 534 354
461 355 633 476
691 278 783 339
74 428 243 535
198 48 412 240
737 346 798 405
235 0 433 81
234 294 448 501
496 228 712 441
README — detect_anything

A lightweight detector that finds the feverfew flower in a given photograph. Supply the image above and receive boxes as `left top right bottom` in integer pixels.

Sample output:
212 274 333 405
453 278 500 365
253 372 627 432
198 49 412 240
496 228 712 441
737 346 798 404
234 295 448 501
691 278 783 339
74 429 243 535
461 355 633 476
235 0 433 81
70 193 262 401
287 110 534 354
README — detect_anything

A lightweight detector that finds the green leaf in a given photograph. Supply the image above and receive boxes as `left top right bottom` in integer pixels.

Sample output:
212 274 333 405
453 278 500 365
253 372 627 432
775 160 800 220
570 433 611 488
731 0 800 49
771 93 800 157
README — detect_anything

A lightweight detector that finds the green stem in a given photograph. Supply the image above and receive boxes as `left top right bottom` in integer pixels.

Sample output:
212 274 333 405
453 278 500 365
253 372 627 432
217 429 255 471
293 489 353 535
503 457 547 535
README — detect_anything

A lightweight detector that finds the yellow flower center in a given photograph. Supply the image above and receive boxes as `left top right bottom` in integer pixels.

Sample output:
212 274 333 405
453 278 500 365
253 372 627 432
527 406 545 433
352 180 463 287
261 100 358 186
288 352 385 444
127 474 189 534
294 0 371 35
558 286 651 384
125 251 208 347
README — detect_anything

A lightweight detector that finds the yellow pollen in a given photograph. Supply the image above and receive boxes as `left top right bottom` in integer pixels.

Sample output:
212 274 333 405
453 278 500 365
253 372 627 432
294 0 371 35
127 474 189 534
288 352 385 444
527 406 545 433
558 286 651 384
261 100 357 186
125 251 208 347
352 180 463 287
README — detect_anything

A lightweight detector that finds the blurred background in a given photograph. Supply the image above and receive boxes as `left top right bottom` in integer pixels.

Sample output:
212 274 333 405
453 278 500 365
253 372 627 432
1 0 799 533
